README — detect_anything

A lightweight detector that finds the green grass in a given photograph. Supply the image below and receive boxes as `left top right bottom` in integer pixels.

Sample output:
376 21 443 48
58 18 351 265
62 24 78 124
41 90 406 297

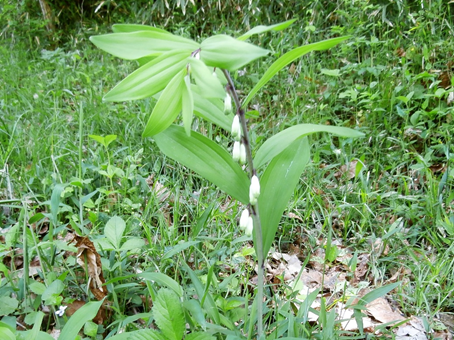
1 0 454 339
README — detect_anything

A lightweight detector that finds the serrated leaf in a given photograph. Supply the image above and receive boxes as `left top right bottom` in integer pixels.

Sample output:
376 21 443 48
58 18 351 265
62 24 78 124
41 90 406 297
138 273 183 297
143 70 186 137
237 19 296 41
254 124 364 169
188 58 225 98
129 329 164 340
112 24 170 34
119 238 146 251
258 138 311 258
153 289 185 340
192 86 233 131
153 125 249 203
200 35 269 70
182 75 194 136
242 36 351 107
105 216 126 249
90 31 199 60
59 300 104 340
104 50 191 102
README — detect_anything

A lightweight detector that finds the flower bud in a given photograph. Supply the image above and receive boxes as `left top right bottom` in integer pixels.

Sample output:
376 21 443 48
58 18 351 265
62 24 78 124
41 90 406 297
232 141 241 162
231 114 241 141
245 217 253 237
239 209 249 230
239 143 246 164
224 92 232 115
249 175 260 205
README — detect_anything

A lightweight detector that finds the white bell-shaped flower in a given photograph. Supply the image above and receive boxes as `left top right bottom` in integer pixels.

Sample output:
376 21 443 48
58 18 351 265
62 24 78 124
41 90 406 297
249 175 260 205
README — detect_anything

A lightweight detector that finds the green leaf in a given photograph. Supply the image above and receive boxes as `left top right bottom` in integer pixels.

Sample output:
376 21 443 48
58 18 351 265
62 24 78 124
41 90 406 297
183 300 207 329
200 35 269 70
83 321 98 337
138 272 183 297
320 68 341 77
237 19 296 41
50 183 66 227
104 50 190 102
358 282 401 306
143 70 186 137
192 86 233 131
90 31 199 60
88 134 105 146
115 329 163 340
119 238 146 251
59 300 104 340
0 326 15 340
29 282 46 295
254 124 364 169
191 203 214 238
182 263 220 325
182 75 194 136
105 216 126 249
185 332 216 340
153 125 249 203
41 280 65 305
112 24 170 34
0 297 18 316
242 36 351 107
258 138 311 258
153 289 185 340
163 240 200 259
104 134 117 147
188 58 225 98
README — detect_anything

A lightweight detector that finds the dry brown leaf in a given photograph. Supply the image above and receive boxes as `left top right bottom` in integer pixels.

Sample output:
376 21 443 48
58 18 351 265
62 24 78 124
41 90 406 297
366 297 406 324
395 316 428 340
433 330 453 340
71 235 107 301
335 160 359 180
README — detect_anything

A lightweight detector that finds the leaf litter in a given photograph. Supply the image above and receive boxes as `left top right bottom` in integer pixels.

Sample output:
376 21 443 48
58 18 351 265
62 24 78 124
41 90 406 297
259 231 448 338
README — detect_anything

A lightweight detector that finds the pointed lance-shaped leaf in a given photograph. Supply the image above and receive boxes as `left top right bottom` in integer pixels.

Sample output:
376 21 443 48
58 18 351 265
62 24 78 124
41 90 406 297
112 24 171 34
258 138 311 258
90 31 200 60
237 19 296 41
192 85 233 131
200 35 270 71
153 125 250 203
254 124 364 169
104 50 191 102
242 36 351 108
143 70 186 137
182 74 194 136
188 58 225 99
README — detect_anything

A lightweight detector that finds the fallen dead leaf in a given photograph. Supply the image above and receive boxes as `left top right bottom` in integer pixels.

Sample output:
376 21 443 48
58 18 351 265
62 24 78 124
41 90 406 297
71 234 107 301
395 316 428 340
366 297 406 324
